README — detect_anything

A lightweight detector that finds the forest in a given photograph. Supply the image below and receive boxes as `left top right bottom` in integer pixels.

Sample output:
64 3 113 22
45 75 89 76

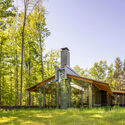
0 0 125 107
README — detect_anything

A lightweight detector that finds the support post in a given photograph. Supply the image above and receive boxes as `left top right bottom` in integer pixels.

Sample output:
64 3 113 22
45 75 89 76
68 79 71 108
89 84 92 108
107 92 109 106
115 94 117 105
56 81 59 108
81 90 83 107
60 78 68 108
116 94 118 105
92 86 95 106
43 85 45 108
122 94 124 106
39 88 42 108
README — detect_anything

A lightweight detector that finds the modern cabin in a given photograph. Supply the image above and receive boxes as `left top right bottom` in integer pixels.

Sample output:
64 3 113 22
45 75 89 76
27 47 125 108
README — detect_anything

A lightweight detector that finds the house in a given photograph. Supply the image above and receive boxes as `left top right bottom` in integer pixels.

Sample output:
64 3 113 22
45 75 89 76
27 47 125 108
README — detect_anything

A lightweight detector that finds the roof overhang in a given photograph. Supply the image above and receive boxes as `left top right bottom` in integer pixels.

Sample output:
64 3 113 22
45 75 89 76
27 74 113 96
67 74 113 96
27 76 55 92
112 90 125 94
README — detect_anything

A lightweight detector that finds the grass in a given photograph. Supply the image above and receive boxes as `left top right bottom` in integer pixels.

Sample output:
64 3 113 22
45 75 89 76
0 107 125 125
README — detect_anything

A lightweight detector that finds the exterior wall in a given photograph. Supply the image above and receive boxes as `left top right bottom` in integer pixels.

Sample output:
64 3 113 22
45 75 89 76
113 94 125 106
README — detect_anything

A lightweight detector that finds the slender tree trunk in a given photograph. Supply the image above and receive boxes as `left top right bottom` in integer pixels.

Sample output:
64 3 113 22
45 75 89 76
10 72 12 106
39 25 46 107
0 60 1 106
15 65 19 106
15 50 19 106
0 71 1 106
28 54 31 106
2 75 4 105
20 2 27 106
0 41 3 106
39 34 44 80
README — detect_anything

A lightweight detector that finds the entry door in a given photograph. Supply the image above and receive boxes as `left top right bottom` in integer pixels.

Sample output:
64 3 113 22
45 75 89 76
101 91 107 106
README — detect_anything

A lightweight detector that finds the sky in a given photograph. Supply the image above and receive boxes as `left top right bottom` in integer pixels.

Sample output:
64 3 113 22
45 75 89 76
42 0 125 69
16 0 125 69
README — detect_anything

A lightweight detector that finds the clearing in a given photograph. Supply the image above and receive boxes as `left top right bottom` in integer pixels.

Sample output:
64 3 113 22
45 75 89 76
0 107 125 125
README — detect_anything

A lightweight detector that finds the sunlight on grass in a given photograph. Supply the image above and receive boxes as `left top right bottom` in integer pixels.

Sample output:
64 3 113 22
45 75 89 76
0 107 125 125
91 114 103 118
36 114 53 118
0 116 17 124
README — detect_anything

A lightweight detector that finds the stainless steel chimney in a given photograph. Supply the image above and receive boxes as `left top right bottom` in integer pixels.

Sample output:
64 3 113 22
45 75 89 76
61 47 70 68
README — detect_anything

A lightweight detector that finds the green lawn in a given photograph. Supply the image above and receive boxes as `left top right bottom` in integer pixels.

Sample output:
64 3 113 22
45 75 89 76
0 107 125 125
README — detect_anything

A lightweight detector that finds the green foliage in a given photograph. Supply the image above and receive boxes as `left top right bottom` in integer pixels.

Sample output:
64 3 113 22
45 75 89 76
89 60 108 81
0 0 15 29
114 57 123 90
73 65 85 76
0 0 60 106
44 49 60 78
121 60 125 90
106 64 115 89
74 58 125 90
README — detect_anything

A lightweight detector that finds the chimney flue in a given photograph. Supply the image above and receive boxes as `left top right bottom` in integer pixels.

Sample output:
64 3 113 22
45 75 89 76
61 47 70 68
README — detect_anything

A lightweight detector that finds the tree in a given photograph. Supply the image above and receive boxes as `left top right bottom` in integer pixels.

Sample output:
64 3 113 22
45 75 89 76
121 59 125 90
0 0 53 106
44 49 60 78
0 0 15 106
20 0 29 106
19 2 50 105
106 64 115 89
89 60 108 81
113 57 123 90
20 0 44 106
73 65 86 76
0 0 15 29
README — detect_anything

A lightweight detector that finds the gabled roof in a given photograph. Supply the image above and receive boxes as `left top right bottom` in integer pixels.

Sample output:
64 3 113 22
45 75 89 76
65 65 80 77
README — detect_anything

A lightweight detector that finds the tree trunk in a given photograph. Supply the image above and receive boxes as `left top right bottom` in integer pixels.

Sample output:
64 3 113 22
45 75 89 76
0 62 1 106
0 72 1 106
2 75 4 105
39 24 45 107
0 41 3 106
20 2 27 106
15 50 19 106
39 34 44 80
28 54 31 106
10 71 12 106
